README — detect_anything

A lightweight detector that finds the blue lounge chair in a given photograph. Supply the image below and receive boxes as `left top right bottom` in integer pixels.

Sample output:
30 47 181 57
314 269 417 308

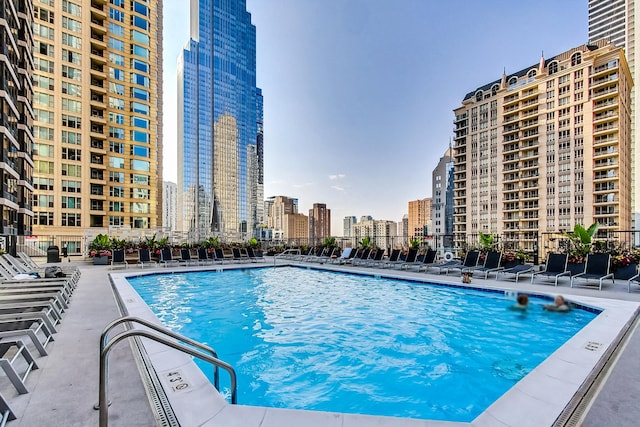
247 247 265 263
137 249 157 268
465 251 503 279
570 253 614 291
531 253 570 286
497 263 534 281
395 248 419 269
438 251 480 275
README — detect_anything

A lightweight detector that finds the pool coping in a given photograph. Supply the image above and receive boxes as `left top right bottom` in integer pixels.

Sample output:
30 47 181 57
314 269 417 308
110 263 640 427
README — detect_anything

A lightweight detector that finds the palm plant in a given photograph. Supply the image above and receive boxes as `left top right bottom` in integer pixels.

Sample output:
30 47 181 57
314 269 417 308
563 222 598 262
359 236 372 249
478 231 496 251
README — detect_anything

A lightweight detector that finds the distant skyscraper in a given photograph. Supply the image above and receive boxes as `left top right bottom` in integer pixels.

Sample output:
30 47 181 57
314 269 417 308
432 148 454 237
309 203 331 244
163 181 177 231
1 0 33 237
589 0 640 218
408 198 432 239
343 216 357 237
178 0 263 242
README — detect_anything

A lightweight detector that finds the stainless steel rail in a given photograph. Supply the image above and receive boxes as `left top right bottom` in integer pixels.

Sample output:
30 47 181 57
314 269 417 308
96 316 237 426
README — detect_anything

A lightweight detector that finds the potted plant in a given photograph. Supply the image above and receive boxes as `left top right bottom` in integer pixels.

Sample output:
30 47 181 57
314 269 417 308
611 248 640 280
563 223 598 275
501 249 527 269
89 234 112 264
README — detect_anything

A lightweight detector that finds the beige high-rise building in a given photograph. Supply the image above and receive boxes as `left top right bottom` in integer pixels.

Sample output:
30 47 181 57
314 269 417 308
267 196 298 230
352 219 397 250
285 213 309 242
453 41 632 251
408 198 432 239
589 0 640 218
31 0 163 251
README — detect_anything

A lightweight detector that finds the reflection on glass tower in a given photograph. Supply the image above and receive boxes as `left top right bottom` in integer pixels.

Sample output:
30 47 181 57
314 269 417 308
178 0 262 241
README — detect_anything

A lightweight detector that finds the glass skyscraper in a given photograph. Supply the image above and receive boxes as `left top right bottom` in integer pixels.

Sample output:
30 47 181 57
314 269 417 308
178 0 263 242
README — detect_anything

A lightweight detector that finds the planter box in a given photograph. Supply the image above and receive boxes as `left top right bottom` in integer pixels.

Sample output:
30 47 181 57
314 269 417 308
93 256 109 265
614 263 638 280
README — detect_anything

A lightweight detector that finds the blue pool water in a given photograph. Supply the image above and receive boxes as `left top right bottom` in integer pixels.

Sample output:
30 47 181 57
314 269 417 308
127 267 598 422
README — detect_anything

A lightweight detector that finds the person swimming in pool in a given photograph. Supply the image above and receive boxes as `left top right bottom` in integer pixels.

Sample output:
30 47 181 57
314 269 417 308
544 295 571 312
509 294 529 311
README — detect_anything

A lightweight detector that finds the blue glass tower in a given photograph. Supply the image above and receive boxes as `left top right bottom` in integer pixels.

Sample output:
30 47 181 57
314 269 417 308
178 0 262 241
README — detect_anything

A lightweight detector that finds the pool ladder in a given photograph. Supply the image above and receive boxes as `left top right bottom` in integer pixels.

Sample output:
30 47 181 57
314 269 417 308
96 315 237 427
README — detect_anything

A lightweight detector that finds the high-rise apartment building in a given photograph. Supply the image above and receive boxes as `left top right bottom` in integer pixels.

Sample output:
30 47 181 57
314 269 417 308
343 216 357 237
162 181 177 231
432 148 454 238
266 196 298 230
178 0 263 242
1 0 34 237
309 203 331 244
453 41 632 251
408 198 432 239
589 0 640 217
31 0 163 250
352 219 397 250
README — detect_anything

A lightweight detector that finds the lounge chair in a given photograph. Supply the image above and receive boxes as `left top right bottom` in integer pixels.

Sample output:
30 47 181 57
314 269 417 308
197 248 213 265
0 302 63 327
4 254 81 283
0 316 55 357
364 249 386 267
381 249 401 268
214 248 231 264
395 248 419 269
415 249 438 272
343 248 362 264
466 251 503 279
438 251 480 275
307 247 326 262
179 248 198 266
352 248 372 266
570 253 614 291
0 339 39 394
16 252 80 278
330 247 352 264
159 248 180 267
497 263 534 281
137 249 157 268
627 269 640 292
0 257 78 290
110 249 128 270
232 248 250 263
0 390 16 424
530 253 571 286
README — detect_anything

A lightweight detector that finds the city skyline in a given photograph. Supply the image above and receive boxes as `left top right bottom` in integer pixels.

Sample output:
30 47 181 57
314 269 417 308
162 0 587 233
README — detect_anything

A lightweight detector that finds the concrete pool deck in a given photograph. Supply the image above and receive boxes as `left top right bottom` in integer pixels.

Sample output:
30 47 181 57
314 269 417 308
2 257 640 426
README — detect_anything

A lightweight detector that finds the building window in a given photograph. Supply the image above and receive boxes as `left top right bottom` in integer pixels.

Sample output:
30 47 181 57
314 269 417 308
571 52 582 66
548 61 558 75
61 213 81 227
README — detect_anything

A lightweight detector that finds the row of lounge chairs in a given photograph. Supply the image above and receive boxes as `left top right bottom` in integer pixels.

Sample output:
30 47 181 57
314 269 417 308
284 247 639 291
0 252 81 424
110 247 266 269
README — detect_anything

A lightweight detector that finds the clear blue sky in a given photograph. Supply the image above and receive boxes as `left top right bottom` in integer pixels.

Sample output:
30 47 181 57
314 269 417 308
163 0 587 234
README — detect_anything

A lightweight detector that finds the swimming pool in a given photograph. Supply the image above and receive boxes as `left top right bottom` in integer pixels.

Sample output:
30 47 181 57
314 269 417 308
126 266 598 422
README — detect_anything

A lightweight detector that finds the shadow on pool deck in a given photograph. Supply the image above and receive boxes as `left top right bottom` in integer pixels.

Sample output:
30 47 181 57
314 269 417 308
3 258 640 426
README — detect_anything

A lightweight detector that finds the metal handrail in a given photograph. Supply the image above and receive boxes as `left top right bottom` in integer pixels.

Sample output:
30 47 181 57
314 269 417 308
96 316 237 427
